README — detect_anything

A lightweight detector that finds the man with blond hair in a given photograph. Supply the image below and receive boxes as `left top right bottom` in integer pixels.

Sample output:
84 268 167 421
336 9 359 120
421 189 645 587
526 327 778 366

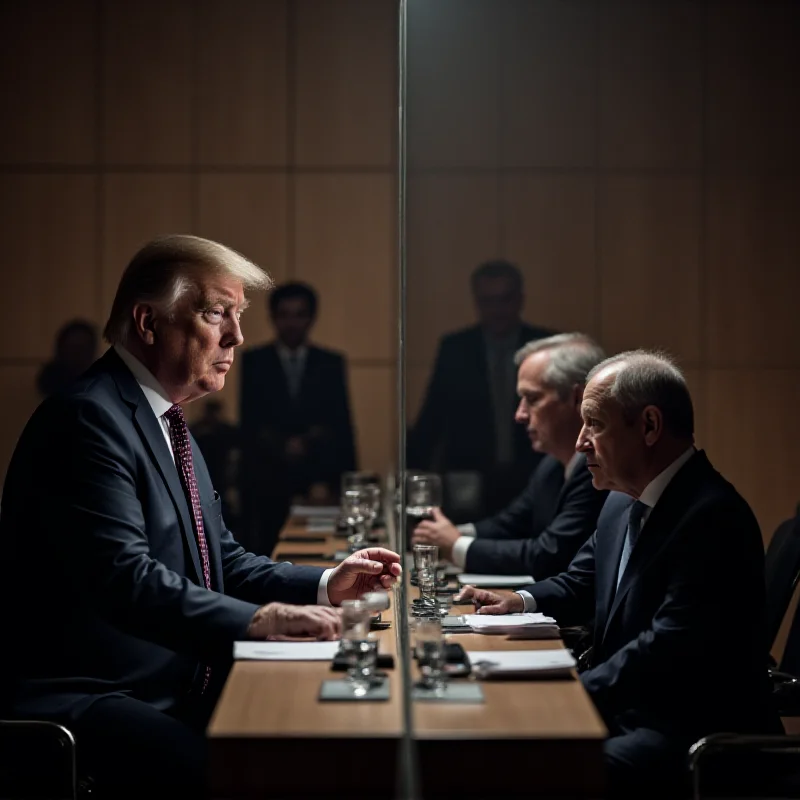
0 235 400 798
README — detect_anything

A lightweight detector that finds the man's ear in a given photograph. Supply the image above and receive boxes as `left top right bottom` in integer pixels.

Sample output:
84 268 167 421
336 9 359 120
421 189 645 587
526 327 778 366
131 303 157 346
641 405 663 446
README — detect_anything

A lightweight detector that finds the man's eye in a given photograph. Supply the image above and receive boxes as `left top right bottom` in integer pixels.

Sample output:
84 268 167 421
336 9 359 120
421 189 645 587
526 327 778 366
205 309 223 321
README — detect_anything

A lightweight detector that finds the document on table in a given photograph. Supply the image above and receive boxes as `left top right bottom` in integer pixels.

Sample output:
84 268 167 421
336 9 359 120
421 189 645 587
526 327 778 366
307 519 337 533
457 573 534 588
291 505 341 519
464 612 559 639
233 640 341 661
467 648 576 678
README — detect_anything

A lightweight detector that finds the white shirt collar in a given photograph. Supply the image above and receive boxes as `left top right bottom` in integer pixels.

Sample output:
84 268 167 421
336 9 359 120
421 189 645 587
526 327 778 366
564 452 582 480
114 344 174 419
638 447 696 510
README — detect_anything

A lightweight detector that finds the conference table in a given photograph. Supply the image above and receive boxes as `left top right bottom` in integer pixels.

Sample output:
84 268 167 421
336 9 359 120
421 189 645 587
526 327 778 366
207 514 607 798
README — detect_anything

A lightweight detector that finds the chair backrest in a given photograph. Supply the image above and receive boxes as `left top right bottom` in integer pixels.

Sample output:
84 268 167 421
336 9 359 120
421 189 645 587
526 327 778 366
765 504 800 650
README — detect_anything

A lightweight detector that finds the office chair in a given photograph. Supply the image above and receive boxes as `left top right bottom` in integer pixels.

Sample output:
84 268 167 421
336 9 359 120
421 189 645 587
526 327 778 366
689 733 800 799
686 505 800 797
0 719 82 799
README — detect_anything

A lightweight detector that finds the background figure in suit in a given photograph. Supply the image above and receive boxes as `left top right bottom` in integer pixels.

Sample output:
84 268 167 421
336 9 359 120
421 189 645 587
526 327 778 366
457 351 780 796
240 282 357 555
407 260 554 516
0 236 400 799
35 318 98 397
413 333 609 580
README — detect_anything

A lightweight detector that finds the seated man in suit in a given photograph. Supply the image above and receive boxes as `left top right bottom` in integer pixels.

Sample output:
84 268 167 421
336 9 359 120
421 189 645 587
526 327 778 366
0 235 400 799
406 259 554 515
457 351 780 796
413 333 609 581
240 281 357 554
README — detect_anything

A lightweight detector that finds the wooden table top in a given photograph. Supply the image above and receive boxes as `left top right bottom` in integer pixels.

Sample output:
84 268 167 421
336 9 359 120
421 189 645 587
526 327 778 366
208 513 607 798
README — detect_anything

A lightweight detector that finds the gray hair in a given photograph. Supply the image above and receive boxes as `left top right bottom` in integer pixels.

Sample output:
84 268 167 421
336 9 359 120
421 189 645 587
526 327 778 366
514 333 606 399
103 234 272 345
587 350 694 438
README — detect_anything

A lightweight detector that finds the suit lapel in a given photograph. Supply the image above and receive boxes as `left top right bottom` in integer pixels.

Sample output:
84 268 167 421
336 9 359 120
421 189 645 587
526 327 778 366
596 500 633 640
108 350 204 584
601 452 710 642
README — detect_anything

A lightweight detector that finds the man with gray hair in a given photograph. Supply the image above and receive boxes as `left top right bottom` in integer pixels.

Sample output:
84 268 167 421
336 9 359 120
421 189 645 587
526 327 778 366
457 350 779 795
0 235 401 798
414 333 608 580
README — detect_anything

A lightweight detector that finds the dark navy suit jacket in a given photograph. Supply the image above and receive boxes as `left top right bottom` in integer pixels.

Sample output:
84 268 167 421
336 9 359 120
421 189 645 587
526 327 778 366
525 451 779 744
465 453 608 580
0 349 324 722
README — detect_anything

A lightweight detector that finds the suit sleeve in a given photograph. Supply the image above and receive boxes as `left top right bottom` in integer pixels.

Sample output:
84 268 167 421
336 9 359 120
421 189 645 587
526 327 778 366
406 338 449 469
465 474 605 581
523 531 598 627
472 473 538 540
579 505 756 718
48 397 264 661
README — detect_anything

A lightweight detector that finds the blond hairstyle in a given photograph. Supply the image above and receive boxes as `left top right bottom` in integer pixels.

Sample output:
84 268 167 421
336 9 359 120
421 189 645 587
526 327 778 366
103 234 272 345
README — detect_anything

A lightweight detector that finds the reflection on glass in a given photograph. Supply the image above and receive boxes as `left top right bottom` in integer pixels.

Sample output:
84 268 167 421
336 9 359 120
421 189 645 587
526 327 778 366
415 617 447 692
341 487 371 553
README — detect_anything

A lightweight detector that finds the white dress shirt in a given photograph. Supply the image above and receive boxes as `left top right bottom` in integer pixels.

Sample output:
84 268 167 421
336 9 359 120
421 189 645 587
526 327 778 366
516 447 696 612
276 343 308 397
114 345 333 604
451 452 583 569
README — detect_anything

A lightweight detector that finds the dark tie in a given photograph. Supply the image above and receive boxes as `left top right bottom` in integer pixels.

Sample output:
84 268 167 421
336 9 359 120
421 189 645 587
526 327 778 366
165 403 212 693
286 352 303 397
616 500 648 589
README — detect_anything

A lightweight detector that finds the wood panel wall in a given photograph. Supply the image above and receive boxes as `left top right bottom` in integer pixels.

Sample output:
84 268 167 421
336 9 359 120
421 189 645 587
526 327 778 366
0 0 398 479
405 0 800 546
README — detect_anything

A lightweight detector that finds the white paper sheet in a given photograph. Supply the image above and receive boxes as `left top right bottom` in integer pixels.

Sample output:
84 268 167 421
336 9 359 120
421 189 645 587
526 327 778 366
291 505 341 519
233 640 340 661
457 573 535 588
467 648 576 678
464 612 559 638
307 519 337 532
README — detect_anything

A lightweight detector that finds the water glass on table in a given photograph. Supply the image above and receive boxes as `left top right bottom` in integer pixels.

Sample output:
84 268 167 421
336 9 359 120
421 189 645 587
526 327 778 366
412 543 438 616
340 599 378 696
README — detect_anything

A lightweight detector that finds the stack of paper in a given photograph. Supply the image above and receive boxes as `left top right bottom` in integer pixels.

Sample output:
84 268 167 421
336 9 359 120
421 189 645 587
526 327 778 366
457 574 534 588
307 519 337 533
464 613 559 639
233 641 340 661
291 505 341 519
467 648 576 678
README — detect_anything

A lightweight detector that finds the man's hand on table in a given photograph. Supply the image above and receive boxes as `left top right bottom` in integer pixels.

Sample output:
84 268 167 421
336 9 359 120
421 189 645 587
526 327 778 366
247 603 342 640
454 585 524 614
411 507 460 562
326 547 402 605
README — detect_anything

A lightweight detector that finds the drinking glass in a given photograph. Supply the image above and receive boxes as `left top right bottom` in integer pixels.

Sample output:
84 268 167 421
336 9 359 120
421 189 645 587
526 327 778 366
413 543 438 610
415 617 447 692
340 600 377 696
405 473 442 524
341 487 371 553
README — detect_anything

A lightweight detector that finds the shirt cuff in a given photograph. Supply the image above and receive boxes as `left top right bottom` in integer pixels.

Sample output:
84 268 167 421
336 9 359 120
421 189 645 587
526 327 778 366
317 568 334 606
451 535 473 570
457 523 477 537
516 590 537 612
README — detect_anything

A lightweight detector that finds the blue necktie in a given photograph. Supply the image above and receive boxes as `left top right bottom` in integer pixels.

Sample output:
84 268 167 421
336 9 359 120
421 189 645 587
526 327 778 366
616 500 647 589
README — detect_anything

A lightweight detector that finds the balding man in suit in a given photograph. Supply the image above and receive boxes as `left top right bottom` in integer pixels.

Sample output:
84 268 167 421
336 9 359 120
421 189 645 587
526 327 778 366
457 351 780 796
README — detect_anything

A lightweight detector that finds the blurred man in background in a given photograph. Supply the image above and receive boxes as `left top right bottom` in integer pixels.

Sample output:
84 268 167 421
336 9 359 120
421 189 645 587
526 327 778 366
36 319 98 396
407 260 554 516
413 333 608 580
240 281 356 555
